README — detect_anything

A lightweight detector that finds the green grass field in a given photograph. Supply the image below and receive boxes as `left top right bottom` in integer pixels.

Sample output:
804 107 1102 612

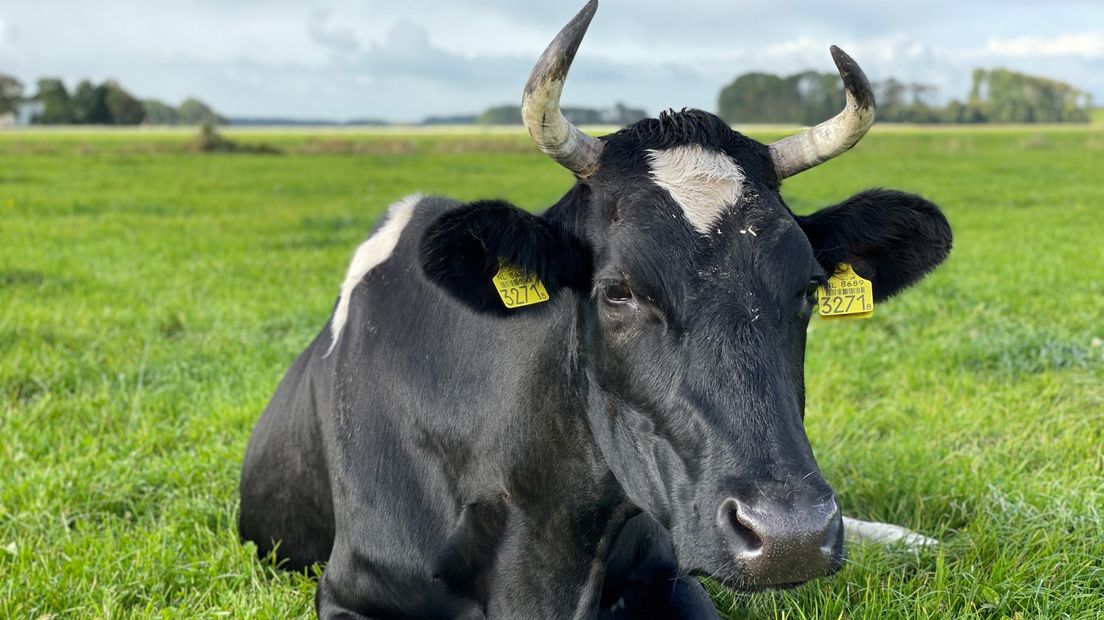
2 124 1102 618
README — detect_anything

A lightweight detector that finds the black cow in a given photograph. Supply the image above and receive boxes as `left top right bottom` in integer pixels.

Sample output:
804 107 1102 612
239 2 952 617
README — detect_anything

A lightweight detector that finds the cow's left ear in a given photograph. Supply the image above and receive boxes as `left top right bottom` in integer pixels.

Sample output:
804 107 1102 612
796 189 952 301
420 199 592 314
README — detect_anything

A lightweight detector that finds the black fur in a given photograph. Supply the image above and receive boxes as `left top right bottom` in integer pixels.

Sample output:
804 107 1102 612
598 515 721 620
420 199 592 315
797 189 953 300
599 109 778 189
432 496 510 606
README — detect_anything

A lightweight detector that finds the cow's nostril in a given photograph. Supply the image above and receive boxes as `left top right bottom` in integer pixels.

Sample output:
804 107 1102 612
723 500 763 553
716 493 843 587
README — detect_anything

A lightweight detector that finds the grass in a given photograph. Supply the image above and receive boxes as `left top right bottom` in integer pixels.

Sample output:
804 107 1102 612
1 124 1102 618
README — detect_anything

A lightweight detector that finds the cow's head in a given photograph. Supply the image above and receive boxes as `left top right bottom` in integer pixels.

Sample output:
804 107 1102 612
421 0 951 589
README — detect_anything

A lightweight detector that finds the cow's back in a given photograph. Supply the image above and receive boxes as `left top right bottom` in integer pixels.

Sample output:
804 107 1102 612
238 196 459 570
239 329 337 570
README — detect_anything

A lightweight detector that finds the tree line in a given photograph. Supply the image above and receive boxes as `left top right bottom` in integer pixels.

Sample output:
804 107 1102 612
3 67 1093 127
475 102 648 126
718 67 1093 125
0 74 223 125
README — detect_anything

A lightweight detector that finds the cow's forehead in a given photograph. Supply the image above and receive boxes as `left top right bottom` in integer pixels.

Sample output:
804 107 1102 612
647 145 746 235
592 146 808 315
638 141 795 248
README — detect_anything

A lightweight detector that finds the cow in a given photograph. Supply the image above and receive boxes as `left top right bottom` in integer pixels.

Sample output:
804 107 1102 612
238 1 952 617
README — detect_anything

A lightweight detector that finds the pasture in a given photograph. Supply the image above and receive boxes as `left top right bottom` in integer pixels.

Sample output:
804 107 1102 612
1 124 1102 618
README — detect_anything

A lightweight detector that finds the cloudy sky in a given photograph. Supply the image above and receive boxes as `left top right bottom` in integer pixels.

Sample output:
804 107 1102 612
1 0 1101 122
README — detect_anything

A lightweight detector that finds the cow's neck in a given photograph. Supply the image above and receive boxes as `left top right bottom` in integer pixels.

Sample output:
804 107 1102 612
487 295 636 618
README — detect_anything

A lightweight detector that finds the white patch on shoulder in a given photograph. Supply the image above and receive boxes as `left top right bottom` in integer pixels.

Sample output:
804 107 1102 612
326 194 423 355
843 516 939 548
647 145 745 235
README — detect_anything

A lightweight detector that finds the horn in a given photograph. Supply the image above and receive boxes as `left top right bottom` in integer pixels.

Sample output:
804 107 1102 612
768 46 876 180
521 0 604 177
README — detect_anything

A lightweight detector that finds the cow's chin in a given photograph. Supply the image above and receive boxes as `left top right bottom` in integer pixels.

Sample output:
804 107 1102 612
682 555 845 593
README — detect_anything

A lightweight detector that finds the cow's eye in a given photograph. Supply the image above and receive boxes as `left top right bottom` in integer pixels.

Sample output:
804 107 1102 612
803 280 822 304
602 281 634 304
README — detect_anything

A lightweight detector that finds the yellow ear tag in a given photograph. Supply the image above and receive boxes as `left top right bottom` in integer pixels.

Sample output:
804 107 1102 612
817 263 874 320
492 260 550 309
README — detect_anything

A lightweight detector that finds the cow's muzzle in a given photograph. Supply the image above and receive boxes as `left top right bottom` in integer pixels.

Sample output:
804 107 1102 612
715 487 844 588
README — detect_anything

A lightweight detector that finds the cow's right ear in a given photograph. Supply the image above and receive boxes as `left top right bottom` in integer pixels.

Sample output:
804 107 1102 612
419 200 592 314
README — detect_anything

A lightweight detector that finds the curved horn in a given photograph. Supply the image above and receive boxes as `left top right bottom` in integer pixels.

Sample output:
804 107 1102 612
522 0 604 177
769 46 876 180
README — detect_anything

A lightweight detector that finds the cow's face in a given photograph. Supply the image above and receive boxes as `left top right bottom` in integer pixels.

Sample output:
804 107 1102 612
576 115 842 587
560 110 949 587
420 0 951 591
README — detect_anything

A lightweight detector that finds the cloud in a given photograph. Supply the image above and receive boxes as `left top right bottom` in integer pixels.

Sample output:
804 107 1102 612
718 33 969 103
983 32 1104 59
347 20 530 86
1 1 1102 120
309 8 361 55
331 19 639 89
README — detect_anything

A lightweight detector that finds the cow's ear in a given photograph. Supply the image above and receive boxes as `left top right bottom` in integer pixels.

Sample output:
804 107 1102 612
419 199 591 314
796 189 952 301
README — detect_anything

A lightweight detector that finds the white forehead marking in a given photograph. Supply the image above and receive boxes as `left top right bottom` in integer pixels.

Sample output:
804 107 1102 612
647 145 745 235
327 194 422 356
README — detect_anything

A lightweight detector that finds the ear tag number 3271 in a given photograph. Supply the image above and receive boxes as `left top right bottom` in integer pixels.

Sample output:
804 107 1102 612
817 263 874 320
493 260 550 309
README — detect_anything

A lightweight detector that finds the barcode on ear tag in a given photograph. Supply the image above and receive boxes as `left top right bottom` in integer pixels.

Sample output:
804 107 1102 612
492 260 550 309
817 263 874 320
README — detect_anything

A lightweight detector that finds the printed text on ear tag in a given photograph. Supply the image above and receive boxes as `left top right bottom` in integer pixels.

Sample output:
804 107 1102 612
817 263 874 320
493 260 550 309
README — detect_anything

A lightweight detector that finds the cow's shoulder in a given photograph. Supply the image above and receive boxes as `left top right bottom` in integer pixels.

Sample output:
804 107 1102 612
328 194 461 353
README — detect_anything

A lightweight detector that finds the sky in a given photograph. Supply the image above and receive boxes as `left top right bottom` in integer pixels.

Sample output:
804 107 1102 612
0 0 1102 122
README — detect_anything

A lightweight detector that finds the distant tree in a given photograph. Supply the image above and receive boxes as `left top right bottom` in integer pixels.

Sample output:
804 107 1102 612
718 72 801 124
0 74 24 114
606 102 646 125
940 99 980 124
71 80 112 124
871 78 941 122
478 105 521 125
177 98 223 125
789 71 842 125
142 99 179 125
31 80 223 125
475 102 645 127
875 78 908 121
909 82 937 108
562 107 602 125
968 68 988 106
719 65 1088 125
33 78 74 124
970 68 1090 123
421 114 477 125
104 81 145 124
719 70 847 124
